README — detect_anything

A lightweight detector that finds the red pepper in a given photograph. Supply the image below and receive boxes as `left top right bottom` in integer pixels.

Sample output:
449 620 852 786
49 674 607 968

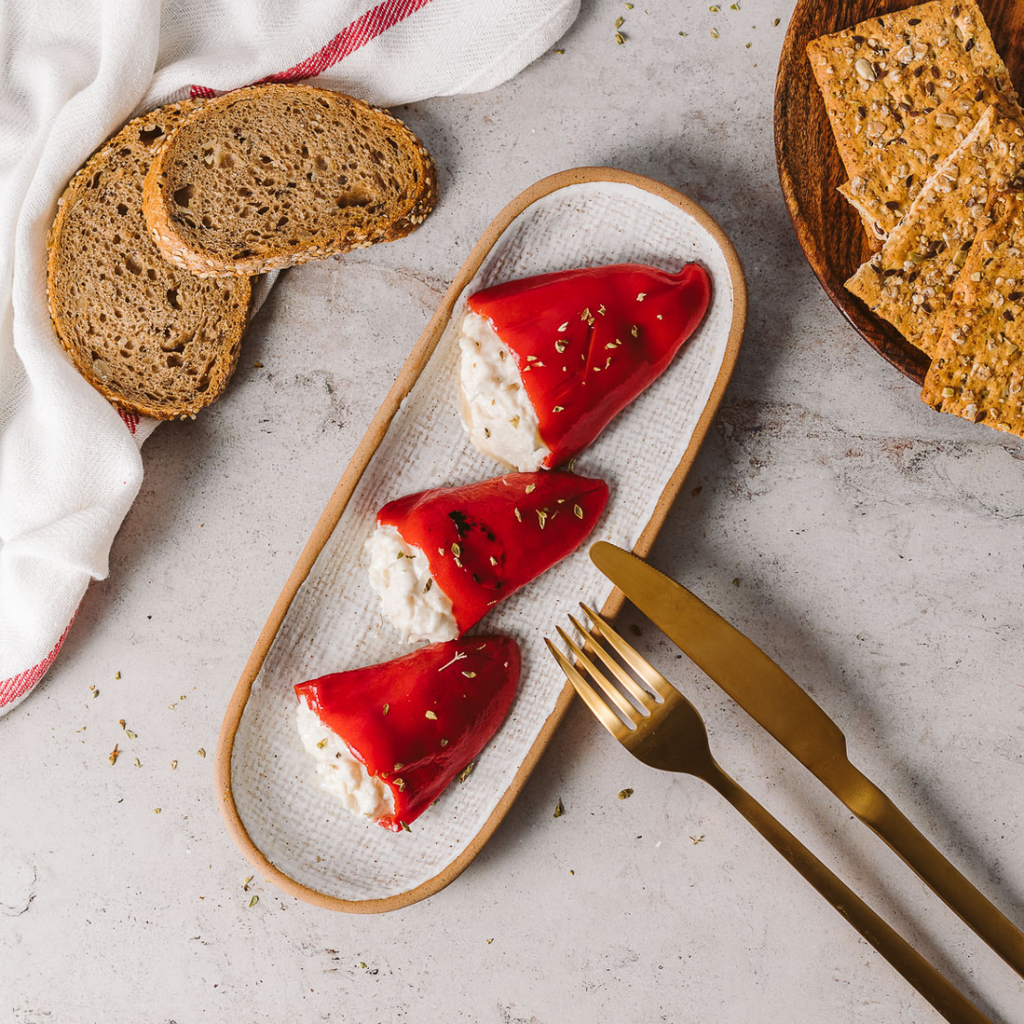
295 636 520 831
467 262 712 468
378 470 608 635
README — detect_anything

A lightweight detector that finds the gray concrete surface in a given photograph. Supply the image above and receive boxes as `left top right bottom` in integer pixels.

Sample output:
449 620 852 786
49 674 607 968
2 1 1023 1021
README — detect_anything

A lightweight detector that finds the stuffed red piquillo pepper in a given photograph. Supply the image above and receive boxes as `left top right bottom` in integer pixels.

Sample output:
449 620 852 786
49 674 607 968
294 635 520 831
456 262 712 471
366 470 609 643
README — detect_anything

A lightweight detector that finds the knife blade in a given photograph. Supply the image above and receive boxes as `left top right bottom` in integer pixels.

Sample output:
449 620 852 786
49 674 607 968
591 540 850 778
590 540 1024 978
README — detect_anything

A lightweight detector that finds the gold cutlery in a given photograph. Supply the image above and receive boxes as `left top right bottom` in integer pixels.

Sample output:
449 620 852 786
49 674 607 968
589 541 1024 980
547 606 992 1024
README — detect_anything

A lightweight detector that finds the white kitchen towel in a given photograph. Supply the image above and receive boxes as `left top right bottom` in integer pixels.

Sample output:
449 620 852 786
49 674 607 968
0 0 579 715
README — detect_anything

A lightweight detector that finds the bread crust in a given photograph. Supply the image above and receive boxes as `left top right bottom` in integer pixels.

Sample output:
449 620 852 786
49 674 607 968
47 101 252 420
142 84 438 277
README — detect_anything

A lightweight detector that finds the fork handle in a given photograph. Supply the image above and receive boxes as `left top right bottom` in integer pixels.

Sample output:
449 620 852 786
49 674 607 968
832 761 1024 979
706 766 993 1024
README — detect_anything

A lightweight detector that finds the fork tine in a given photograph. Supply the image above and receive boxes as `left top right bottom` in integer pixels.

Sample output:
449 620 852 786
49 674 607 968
580 604 675 702
567 613 652 713
544 638 627 738
555 626 642 725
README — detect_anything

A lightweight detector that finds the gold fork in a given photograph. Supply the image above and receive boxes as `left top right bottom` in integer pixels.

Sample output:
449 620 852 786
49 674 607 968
546 606 993 1024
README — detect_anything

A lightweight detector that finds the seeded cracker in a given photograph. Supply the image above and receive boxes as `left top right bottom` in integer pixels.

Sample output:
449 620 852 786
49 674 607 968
806 0 1015 212
839 76 1020 239
845 104 1024 357
922 192 1024 436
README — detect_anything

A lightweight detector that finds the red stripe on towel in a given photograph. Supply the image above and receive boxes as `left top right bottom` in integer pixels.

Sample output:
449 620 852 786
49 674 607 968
0 615 77 710
117 407 140 434
190 0 435 98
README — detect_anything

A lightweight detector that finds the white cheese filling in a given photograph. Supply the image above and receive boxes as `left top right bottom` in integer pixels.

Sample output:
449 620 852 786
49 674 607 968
295 698 395 820
457 310 550 472
366 523 458 644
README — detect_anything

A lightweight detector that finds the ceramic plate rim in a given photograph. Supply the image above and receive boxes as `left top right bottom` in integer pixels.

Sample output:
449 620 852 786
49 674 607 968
214 166 748 913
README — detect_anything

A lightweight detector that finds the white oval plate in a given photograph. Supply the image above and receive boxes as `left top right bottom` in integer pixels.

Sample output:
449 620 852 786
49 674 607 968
216 168 747 913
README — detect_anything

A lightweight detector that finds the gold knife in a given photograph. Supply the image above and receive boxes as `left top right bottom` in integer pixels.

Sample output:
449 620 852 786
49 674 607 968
590 540 1024 979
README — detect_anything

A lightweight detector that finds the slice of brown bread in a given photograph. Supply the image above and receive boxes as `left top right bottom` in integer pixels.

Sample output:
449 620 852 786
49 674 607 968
47 101 252 420
142 84 438 277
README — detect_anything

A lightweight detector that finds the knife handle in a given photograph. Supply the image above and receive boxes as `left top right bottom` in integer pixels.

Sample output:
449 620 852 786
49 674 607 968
835 763 1024 979
708 766 993 1024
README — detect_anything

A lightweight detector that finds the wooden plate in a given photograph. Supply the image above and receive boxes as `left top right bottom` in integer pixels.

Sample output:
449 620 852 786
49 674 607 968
774 0 1023 385
215 167 747 913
